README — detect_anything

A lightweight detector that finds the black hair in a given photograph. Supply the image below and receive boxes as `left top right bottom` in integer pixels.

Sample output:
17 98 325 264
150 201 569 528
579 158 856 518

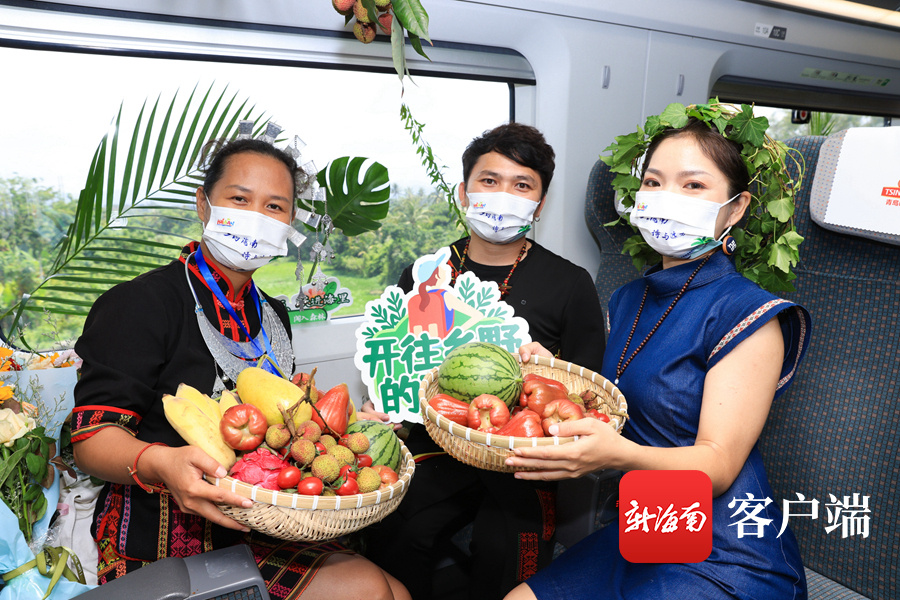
461 122 555 198
642 118 750 199
199 137 309 200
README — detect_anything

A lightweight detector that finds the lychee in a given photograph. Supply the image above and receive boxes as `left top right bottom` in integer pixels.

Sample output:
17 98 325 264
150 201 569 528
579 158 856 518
319 434 337 449
290 439 317 467
344 432 370 454
296 420 322 443
376 12 392 35
265 424 291 449
328 444 356 467
356 467 381 493
311 454 341 483
353 0 371 23
374 0 391 9
332 0 355 16
353 21 376 44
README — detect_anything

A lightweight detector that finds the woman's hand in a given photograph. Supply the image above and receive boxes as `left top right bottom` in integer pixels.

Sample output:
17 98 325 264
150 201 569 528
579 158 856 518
518 342 552 363
359 401 402 431
141 444 253 531
504 416 629 480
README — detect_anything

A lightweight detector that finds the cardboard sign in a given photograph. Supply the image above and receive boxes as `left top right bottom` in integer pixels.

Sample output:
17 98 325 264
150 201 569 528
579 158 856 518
354 247 530 423
284 268 353 324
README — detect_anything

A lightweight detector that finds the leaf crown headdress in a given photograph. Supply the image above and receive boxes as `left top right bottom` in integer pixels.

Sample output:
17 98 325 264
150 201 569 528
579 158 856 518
601 99 804 292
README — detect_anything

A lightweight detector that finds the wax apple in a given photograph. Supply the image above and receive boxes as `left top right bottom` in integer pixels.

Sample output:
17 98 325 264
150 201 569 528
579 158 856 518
220 404 268 451
467 394 511 433
540 398 585 436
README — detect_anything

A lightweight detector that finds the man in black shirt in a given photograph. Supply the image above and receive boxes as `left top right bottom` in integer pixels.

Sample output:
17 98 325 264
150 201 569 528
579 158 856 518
363 123 606 600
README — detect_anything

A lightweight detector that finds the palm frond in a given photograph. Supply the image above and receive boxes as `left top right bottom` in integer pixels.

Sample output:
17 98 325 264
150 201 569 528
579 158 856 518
2 84 266 334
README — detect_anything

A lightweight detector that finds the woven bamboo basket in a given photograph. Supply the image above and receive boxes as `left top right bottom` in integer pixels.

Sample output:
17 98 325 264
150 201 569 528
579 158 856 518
420 355 627 472
210 441 415 542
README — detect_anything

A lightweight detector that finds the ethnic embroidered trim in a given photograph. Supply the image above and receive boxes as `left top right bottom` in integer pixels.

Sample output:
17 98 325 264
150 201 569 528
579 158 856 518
708 299 790 362
707 299 808 391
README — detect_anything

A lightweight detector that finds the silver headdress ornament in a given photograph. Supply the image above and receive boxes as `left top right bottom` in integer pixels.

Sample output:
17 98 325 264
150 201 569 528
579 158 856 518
237 120 255 140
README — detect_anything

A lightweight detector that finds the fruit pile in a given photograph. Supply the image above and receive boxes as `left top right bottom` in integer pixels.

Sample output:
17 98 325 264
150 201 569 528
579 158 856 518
432 342 624 437
163 367 402 497
333 0 394 44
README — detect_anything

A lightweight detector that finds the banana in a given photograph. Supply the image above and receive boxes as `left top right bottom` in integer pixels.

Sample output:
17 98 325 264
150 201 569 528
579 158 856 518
217 389 241 418
162 394 236 469
176 382 221 424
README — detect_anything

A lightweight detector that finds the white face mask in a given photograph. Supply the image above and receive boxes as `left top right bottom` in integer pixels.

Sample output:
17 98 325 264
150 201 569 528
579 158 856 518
464 191 540 245
201 195 306 272
631 190 738 259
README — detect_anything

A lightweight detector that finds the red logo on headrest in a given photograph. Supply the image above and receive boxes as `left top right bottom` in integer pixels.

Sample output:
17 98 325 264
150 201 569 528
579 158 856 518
881 180 900 198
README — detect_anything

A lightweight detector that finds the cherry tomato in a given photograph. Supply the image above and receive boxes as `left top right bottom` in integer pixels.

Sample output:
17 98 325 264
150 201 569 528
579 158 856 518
276 466 302 490
586 409 611 423
375 465 399 488
355 454 373 468
314 441 327 454
339 464 358 479
297 477 324 496
336 477 360 496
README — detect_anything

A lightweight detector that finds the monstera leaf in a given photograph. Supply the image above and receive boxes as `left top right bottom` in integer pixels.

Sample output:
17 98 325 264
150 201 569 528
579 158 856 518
1 84 266 339
309 156 390 237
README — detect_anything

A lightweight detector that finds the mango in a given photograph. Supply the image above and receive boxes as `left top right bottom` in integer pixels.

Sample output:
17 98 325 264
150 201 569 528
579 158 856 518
236 367 312 427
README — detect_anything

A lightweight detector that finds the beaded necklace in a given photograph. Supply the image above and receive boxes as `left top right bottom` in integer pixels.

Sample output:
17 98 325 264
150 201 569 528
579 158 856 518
452 237 528 298
614 251 714 385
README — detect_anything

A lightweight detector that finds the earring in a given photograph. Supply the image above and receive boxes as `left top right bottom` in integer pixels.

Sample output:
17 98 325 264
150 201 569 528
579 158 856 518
722 235 737 256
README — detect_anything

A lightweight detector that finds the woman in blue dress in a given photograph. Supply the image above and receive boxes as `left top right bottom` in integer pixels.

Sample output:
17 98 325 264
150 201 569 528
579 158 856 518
506 112 811 599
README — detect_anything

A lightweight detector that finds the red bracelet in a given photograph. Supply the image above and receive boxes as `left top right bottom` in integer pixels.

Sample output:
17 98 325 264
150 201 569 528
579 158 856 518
127 442 168 494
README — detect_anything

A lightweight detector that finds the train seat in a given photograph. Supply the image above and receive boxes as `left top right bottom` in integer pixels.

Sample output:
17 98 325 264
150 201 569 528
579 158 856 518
581 132 899 600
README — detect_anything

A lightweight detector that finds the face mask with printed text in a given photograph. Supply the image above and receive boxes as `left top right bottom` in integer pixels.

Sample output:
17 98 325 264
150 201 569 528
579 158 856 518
464 191 540 245
202 196 305 272
631 190 738 259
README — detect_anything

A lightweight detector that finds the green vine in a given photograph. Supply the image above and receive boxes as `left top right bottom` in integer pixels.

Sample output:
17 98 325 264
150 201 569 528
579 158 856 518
601 99 805 293
399 103 468 233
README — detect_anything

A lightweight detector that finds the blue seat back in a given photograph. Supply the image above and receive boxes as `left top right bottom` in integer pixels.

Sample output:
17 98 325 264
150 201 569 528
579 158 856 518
759 135 898 599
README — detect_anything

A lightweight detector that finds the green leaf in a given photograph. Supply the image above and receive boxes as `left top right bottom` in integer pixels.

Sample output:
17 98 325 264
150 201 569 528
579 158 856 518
756 268 796 293
313 157 391 236
659 103 688 128
0 447 28 488
643 116 665 138
768 242 796 272
767 196 795 222
408 31 430 61
25 452 45 478
728 105 768 147
392 0 431 42
778 230 805 247
390 22 407 82
361 0 380 27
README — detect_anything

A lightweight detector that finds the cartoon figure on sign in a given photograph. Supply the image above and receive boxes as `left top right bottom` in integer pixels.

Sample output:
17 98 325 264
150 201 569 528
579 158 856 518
354 246 530 423
407 248 482 339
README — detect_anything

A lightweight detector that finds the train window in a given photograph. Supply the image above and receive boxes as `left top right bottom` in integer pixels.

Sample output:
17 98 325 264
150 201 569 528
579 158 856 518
755 106 889 140
0 38 516 345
